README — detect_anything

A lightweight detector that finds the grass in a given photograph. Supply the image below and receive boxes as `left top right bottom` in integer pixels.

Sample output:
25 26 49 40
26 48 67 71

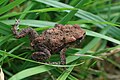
0 0 120 80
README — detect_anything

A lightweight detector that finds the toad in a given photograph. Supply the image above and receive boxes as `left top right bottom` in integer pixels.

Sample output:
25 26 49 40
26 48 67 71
12 20 85 65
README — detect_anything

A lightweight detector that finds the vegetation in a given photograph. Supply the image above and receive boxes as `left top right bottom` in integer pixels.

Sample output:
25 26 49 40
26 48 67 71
0 0 120 80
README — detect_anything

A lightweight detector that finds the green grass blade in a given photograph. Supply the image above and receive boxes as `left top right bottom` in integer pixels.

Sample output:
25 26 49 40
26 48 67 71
59 0 89 24
35 0 120 39
0 35 12 46
0 0 6 5
0 42 24 62
8 65 54 80
0 50 84 67
8 43 25 54
34 0 106 27
0 22 11 35
0 0 25 15
68 75 78 80
0 20 56 27
86 29 120 44
0 8 77 19
19 1 35 19
105 58 120 69
57 66 74 80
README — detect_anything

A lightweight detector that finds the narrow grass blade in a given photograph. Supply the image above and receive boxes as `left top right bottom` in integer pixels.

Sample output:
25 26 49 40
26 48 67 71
0 0 25 15
59 0 89 24
57 66 74 80
0 35 12 46
0 22 11 35
19 1 35 19
0 8 77 19
0 50 84 67
86 29 120 44
8 65 54 80
1 20 56 27
35 0 120 39
8 43 25 54
0 43 24 62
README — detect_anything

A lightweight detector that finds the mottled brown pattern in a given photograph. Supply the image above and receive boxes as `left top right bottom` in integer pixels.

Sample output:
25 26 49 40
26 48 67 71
12 20 85 65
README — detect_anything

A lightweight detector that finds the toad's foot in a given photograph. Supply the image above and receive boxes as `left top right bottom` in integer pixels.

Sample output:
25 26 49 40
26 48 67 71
32 52 51 62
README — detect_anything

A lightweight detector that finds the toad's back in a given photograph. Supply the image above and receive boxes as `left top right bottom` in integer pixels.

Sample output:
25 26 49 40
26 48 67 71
32 24 85 53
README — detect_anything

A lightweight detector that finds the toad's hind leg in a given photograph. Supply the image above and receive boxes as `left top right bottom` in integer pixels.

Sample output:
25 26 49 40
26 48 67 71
12 20 38 41
32 49 51 62
60 48 67 65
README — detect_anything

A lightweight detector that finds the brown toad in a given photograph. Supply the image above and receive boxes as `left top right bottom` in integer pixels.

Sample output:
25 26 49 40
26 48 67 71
12 20 85 65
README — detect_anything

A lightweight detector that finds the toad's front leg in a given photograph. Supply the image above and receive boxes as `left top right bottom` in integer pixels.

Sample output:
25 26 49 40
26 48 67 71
12 20 38 41
60 48 67 65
